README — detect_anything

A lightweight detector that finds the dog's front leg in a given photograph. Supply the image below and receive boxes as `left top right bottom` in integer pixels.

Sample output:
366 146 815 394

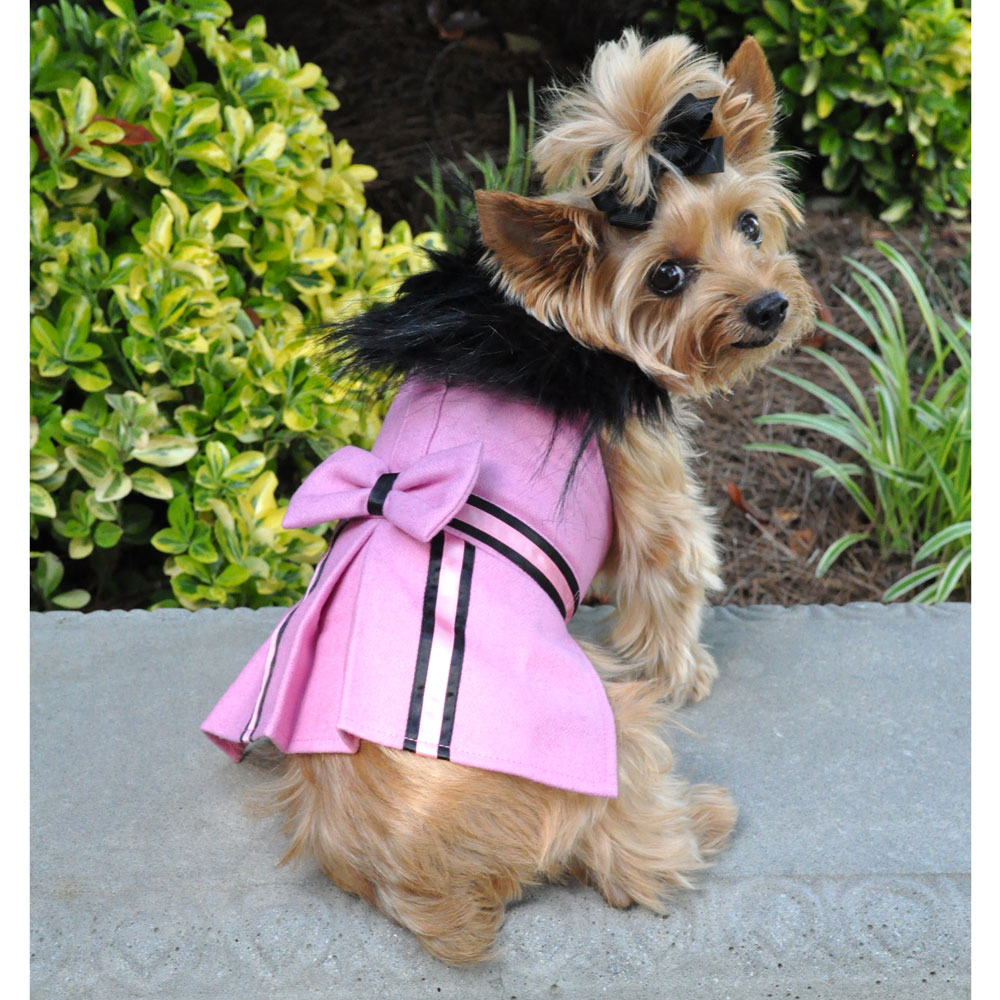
597 412 722 703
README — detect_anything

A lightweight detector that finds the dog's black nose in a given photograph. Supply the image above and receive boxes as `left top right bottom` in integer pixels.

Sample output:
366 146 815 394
744 291 788 333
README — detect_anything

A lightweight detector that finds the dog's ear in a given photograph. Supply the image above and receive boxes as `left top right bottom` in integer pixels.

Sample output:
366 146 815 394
723 36 777 163
475 190 603 285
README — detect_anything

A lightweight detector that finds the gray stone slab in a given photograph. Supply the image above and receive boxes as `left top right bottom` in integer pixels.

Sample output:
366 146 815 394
31 603 970 999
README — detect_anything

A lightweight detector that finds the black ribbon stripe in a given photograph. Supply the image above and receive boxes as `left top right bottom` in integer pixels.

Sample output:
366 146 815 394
449 518 567 620
367 472 399 516
359 472 579 619
240 539 339 746
403 531 445 752
463 495 580 611
436 542 476 760
240 608 294 745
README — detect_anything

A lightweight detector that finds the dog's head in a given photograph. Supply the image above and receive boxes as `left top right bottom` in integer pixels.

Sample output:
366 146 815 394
476 31 815 397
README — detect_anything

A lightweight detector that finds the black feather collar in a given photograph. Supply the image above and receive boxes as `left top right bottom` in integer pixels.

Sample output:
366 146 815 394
320 243 671 446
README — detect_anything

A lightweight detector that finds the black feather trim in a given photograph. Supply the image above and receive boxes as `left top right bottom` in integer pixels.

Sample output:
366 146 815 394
320 243 671 455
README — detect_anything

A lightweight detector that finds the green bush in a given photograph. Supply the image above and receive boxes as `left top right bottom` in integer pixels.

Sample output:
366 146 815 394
644 0 971 222
30 0 439 611
747 243 971 602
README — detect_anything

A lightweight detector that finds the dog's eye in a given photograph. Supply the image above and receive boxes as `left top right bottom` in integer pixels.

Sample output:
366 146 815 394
738 212 763 245
648 260 688 296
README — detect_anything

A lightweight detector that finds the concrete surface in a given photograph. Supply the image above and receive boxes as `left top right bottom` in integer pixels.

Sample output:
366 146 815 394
31 603 969 999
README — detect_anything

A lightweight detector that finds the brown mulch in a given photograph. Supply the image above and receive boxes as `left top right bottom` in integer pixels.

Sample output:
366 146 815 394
248 0 971 606
702 215 969 606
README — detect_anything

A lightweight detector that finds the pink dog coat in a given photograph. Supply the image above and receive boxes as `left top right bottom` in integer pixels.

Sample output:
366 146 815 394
201 378 618 797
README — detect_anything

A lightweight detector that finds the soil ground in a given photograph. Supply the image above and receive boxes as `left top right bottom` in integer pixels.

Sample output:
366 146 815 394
250 0 970 605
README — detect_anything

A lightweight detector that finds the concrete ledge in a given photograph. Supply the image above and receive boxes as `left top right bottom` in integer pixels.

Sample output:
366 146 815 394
31 603 969 999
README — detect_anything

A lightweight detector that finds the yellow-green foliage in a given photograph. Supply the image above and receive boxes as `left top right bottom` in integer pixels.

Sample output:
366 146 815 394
30 0 439 610
646 0 971 222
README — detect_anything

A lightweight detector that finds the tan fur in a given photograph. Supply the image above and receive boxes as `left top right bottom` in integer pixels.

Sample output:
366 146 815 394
478 32 812 395
534 32 728 206
596 402 722 701
255 30 813 965
533 32 794 210
268 642 736 965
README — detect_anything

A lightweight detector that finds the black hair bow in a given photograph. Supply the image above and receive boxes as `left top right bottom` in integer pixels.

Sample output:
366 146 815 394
592 93 725 230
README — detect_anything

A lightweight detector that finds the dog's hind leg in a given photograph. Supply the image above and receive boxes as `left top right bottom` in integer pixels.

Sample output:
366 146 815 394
566 662 736 910
270 745 549 965
267 650 734 963
372 876 513 965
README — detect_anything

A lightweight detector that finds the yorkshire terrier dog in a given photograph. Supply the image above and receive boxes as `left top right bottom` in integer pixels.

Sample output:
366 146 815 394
202 31 814 964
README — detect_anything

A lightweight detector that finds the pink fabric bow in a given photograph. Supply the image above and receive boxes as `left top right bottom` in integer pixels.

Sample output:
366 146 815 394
283 442 484 543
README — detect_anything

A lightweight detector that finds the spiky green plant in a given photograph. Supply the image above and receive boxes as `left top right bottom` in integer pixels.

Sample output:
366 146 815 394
416 82 535 245
748 242 970 602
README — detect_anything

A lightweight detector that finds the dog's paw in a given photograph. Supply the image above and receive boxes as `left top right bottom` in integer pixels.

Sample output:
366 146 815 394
598 881 637 909
685 643 718 703
654 642 717 704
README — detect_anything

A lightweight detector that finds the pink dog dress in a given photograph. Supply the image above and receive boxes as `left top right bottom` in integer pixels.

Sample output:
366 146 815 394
201 378 618 797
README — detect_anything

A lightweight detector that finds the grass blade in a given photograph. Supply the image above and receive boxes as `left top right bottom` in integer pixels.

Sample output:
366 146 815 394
874 240 942 358
815 531 870 576
755 410 867 454
912 520 971 563
766 364 874 439
799 344 877 426
883 563 944 602
931 546 972 601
